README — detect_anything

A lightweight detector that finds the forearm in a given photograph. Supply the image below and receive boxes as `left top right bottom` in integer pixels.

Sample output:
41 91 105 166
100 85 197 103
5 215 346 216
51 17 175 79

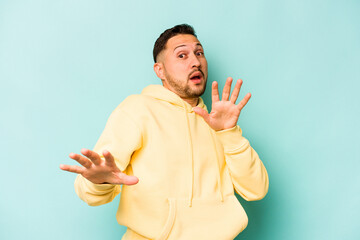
216 126 269 201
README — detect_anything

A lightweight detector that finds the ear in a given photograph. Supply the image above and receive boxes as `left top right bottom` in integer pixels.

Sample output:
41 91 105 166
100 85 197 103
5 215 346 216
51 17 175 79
154 62 165 80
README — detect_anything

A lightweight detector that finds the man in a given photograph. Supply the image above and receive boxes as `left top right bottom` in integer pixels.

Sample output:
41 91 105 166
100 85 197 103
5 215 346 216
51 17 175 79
60 24 269 240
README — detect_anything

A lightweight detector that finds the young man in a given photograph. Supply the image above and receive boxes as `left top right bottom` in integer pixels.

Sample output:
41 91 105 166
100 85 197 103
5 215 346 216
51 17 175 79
60 24 269 240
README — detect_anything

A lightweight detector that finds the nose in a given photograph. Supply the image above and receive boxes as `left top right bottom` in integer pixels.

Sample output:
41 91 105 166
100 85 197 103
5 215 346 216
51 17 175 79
190 53 201 68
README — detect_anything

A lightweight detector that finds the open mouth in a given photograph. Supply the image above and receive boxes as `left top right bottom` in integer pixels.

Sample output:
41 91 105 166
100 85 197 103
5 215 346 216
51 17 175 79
189 71 203 82
190 75 201 80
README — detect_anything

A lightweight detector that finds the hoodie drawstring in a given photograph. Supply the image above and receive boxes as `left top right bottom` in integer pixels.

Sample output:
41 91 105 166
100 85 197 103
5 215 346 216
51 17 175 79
142 86 224 207
184 102 224 207
183 103 194 207
209 128 224 202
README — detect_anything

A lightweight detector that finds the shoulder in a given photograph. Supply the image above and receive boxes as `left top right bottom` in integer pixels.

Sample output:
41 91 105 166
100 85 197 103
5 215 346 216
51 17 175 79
113 94 156 115
118 94 154 108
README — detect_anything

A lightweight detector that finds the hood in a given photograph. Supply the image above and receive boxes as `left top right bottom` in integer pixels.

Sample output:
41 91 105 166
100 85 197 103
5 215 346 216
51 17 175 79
141 85 207 113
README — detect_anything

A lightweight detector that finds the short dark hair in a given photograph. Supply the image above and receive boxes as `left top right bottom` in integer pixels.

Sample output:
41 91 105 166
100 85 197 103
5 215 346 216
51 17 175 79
153 24 197 63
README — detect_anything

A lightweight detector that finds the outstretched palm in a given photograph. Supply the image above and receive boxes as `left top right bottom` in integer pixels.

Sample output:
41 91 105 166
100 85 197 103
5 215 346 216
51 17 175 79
60 148 139 185
193 77 251 131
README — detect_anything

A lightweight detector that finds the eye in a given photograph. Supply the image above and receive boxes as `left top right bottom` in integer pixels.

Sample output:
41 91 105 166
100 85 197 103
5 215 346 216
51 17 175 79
196 51 204 56
178 53 186 58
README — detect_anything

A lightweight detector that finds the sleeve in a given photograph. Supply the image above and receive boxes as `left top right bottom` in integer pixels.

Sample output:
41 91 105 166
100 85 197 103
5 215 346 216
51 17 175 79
215 125 269 201
74 102 143 206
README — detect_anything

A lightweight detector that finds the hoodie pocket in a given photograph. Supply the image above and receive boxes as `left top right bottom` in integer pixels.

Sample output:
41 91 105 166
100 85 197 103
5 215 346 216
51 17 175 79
157 198 176 240
165 195 248 240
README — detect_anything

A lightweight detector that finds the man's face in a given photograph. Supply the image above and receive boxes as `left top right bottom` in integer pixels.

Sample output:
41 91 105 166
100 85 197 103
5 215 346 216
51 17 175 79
155 34 208 99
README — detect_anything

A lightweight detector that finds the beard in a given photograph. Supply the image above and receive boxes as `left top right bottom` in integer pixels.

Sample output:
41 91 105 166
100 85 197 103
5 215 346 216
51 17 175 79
163 70 207 98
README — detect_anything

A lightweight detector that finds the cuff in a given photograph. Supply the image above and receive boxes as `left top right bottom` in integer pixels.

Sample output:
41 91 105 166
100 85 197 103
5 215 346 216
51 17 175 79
215 125 249 152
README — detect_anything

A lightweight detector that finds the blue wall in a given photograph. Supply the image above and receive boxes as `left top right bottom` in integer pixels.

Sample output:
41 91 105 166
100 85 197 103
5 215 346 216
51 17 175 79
1 0 359 239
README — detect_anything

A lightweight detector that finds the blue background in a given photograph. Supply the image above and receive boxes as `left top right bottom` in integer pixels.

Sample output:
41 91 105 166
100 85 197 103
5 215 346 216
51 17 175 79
1 0 359 239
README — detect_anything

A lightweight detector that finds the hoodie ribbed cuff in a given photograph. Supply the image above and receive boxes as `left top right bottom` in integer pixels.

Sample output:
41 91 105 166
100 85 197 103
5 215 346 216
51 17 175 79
215 125 249 152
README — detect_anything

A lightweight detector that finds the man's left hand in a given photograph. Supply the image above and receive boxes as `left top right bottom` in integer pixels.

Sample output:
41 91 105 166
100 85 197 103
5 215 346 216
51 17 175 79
193 77 251 131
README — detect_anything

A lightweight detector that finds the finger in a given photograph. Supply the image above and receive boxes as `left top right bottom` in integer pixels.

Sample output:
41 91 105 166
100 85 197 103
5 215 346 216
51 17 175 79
237 93 251 111
69 152 92 168
222 77 233 101
193 107 210 124
59 164 85 174
81 148 102 165
230 79 243 104
212 81 220 103
103 150 117 168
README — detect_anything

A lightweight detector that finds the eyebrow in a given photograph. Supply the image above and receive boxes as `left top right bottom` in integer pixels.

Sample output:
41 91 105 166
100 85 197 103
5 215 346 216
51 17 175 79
173 43 203 52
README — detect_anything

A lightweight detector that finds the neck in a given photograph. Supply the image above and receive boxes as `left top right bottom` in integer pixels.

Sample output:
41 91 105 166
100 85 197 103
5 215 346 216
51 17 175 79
181 97 199 107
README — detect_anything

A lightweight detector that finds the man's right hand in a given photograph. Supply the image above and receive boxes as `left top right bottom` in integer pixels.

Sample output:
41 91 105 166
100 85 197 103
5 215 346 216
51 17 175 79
60 148 139 185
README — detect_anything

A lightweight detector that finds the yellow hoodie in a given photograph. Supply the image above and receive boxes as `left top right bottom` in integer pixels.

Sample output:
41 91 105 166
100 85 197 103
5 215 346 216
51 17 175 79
74 85 269 240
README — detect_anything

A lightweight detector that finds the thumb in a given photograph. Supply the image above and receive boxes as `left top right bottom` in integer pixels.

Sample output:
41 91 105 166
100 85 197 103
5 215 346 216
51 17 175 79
122 175 139 186
193 107 210 123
